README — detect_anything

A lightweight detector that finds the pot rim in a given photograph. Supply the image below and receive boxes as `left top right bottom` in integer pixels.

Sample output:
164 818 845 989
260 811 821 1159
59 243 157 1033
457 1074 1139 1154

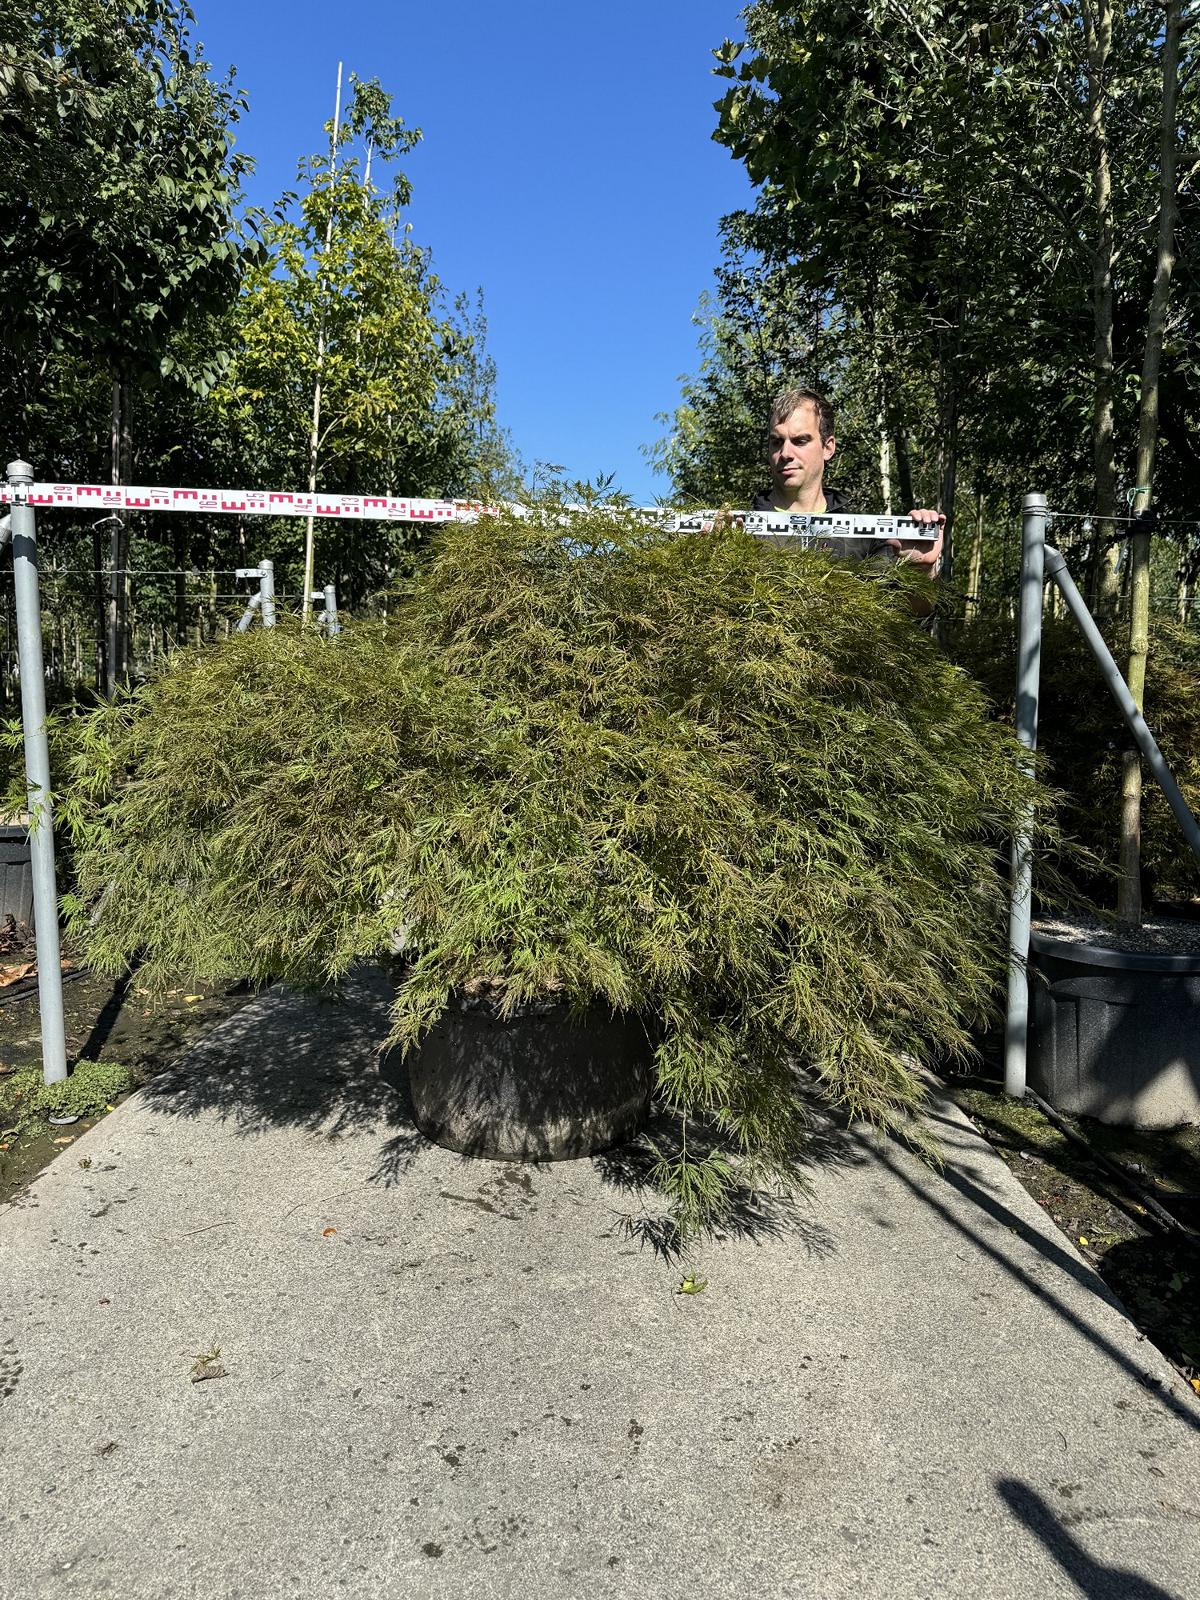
1030 930 1200 975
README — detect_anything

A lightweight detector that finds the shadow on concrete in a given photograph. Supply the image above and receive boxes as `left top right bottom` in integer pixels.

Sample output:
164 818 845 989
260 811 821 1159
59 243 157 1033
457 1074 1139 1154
996 1478 1183 1599
866 1118 1200 1437
138 972 427 1176
594 1100 855 1261
135 966 862 1256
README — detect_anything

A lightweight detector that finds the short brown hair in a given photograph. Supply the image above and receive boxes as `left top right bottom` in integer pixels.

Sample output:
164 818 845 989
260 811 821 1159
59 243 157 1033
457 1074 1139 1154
768 387 835 446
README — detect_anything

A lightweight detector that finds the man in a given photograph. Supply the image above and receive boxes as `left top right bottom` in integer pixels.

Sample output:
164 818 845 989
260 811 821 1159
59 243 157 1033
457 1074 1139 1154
756 386 945 569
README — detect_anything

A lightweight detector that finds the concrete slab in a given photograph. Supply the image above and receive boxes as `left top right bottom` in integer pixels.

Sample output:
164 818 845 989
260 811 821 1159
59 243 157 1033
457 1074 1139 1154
2 967 1199 1600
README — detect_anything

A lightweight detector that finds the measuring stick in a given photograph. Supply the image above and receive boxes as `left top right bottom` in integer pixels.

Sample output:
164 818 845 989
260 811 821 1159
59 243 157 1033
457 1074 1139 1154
0 482 939 542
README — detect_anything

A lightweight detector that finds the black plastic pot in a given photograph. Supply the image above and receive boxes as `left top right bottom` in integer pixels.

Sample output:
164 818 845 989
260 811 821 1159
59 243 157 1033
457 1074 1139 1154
398 995 655 1162
1029 930 1200 1128
0 824 32 928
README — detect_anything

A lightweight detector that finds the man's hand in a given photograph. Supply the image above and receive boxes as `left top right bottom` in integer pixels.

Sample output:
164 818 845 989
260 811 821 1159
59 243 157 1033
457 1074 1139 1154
887 508 944 571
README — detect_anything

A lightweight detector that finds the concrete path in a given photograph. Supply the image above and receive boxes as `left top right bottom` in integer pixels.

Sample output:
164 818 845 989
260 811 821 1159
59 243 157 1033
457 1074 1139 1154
2 968 1199 1600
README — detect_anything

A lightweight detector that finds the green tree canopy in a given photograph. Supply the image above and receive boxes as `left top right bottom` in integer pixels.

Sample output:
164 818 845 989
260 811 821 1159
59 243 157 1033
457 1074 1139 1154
0 0 260 421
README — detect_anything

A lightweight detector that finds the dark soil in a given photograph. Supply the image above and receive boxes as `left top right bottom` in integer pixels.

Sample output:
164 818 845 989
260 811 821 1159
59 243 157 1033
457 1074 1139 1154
0 946 257 1205
944 1070 1200 1389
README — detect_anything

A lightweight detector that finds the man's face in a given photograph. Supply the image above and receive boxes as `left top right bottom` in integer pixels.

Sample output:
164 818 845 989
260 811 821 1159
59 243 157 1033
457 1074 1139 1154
767 403 836 501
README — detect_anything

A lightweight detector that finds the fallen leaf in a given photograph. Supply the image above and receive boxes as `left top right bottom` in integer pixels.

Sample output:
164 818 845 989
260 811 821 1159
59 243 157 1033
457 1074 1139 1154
322 1227 337 1238
675 1273 708 1295
53 1135 75 1145
1191 1378 1200 1396
190 1362 227 1384
184 995 203 1004
1078 1237 1089 1247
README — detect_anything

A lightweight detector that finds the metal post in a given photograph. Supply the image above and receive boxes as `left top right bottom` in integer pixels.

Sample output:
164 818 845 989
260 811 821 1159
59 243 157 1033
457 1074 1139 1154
235 561 276 631
1046 546 1200 864
5 462 67 1085
1004 492 1047 1100
322 584 339 636
259 559 276 628
235 591 262 633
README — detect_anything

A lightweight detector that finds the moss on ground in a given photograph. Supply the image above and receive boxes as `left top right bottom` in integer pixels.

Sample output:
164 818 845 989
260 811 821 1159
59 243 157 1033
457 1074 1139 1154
1 1057 133 1134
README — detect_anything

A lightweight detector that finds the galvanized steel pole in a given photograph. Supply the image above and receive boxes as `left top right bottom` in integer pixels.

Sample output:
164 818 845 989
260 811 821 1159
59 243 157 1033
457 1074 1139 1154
235 591 262 633
1004 493 1047 1100
259 559 276 628
6 461 68 1084
322 584 339 636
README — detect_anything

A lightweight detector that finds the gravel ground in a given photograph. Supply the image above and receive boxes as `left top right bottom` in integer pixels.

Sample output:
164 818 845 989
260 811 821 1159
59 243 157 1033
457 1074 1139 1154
1035 908 1200 955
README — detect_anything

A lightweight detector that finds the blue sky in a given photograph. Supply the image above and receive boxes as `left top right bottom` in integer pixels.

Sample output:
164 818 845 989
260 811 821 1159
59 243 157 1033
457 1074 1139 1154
191 2 757 503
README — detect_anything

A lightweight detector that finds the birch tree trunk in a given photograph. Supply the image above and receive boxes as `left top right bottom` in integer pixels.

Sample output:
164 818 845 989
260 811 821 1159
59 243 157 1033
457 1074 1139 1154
878 403 893 515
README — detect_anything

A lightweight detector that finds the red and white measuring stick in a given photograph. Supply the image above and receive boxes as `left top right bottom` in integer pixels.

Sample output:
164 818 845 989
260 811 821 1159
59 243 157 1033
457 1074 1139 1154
1 482 936 542
3 482 489 521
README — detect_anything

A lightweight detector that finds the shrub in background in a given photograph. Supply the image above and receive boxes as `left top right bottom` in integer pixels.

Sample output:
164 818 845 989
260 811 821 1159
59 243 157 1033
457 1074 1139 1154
53 509 1058 1235
947 616 1200 907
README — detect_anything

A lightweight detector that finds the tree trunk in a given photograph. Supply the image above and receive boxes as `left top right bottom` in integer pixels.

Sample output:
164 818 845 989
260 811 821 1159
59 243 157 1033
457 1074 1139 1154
1118 0 1182 929
1179 547 1198 624
106 380 133 692
937 326 961 585
302 62 344 624
94 520 108 693
174 520 188 646
966 484 984 619
878 403 892 515
1082 0 1120 612
106 381 120 694
893 431 914 513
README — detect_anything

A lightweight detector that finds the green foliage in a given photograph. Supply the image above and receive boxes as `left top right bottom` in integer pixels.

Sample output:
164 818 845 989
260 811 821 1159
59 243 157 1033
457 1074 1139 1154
1 50 518 665
2 1059 133 1133
947 614 1200 905
54 511 1059 1235
649 250 931 512
0 0 260 409
691 0 1200 586
214 74 457 495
